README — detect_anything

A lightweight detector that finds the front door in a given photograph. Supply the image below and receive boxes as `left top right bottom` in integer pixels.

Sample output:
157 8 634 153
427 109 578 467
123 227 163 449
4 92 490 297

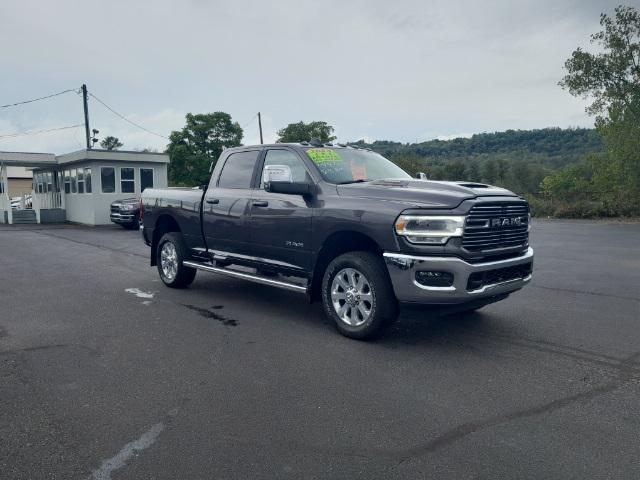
202 149 260 258
249 148 314 274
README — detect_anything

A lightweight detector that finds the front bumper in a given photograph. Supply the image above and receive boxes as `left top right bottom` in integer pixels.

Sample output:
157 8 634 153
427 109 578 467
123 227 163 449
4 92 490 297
384 247 533 304
110 212 136 224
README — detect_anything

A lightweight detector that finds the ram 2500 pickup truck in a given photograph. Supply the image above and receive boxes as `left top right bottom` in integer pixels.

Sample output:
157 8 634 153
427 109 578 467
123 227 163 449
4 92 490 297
141 142 533 339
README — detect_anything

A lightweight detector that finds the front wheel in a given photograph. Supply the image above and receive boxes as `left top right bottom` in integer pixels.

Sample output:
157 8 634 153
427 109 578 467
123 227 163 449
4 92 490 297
157 232 197 288
321 251 398 339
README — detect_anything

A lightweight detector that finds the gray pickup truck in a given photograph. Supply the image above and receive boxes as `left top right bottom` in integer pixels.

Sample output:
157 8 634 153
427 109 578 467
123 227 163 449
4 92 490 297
141 142 533 339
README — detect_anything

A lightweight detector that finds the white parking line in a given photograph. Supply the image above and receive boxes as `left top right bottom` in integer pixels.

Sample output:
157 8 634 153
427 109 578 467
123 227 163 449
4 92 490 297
124 288 154 299
87 422 164 480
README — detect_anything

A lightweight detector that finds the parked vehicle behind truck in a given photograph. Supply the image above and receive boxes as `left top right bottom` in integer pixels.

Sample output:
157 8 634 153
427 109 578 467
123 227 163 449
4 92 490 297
141 142 533 339
110 198 141 229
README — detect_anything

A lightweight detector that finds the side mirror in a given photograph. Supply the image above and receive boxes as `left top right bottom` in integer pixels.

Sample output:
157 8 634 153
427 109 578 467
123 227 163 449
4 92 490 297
416 172 427 180
263 164 292 184
268 181 312 195
263 164 313 195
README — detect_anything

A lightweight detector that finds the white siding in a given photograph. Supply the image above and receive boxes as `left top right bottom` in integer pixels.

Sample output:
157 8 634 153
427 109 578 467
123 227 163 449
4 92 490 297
61 160 168 225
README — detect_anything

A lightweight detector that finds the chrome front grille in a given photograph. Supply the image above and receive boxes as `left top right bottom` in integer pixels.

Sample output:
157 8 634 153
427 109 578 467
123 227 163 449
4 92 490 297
463 202 530 251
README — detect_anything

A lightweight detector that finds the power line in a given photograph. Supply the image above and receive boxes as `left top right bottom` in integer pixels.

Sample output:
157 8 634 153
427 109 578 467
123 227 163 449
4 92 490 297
88 92 169 139
0 88 78 109
241 113 258 130
0 123 84 140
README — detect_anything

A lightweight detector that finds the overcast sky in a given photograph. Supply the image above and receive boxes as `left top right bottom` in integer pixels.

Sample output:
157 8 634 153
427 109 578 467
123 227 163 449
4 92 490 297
1 0 637 154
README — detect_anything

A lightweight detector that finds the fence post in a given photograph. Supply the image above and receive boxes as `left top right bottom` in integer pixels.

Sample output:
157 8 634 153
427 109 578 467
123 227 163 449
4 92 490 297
32 191 41 224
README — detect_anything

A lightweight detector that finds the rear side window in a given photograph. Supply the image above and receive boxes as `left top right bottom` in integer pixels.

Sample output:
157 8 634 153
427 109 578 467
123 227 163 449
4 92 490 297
218 151 259 189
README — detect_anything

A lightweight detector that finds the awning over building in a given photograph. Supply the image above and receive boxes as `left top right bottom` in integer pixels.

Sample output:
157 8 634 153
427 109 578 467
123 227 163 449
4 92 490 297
0 151 57 168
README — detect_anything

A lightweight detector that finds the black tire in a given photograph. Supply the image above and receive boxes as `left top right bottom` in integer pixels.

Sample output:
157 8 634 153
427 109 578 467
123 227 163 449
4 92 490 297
321 251 398 339
156 232 197 288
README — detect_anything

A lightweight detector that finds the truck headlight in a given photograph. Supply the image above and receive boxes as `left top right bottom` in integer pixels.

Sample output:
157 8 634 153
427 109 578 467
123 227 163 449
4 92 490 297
121 204 135 211
394 215 465 244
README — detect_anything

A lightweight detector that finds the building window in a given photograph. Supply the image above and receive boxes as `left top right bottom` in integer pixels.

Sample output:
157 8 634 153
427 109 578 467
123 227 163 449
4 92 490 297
101 167 115 193
140 168 154 191
71 169 77 193
64 170 71 194
77 169 85 194
85 167 92 193
46 172 53 193
121 167 135 193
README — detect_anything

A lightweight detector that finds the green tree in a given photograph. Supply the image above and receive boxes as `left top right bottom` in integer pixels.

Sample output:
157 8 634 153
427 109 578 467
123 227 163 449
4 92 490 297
560 5 640 121
276 121 336 143
464 162 482 182
482 159 498 184
443 160 466 180
559 5 640 215
100 136 123 150
167 112 243 186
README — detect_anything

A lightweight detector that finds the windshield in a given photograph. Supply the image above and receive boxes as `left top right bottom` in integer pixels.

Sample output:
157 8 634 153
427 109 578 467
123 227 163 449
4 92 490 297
304 147 411 184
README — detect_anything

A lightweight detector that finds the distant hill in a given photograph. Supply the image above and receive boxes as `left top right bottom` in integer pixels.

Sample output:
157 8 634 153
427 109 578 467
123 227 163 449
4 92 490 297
352 127 602 169
348 127 603 196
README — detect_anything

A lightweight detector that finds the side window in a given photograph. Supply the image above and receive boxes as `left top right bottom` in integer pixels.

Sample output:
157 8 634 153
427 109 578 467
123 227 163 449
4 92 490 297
217 151 259 189
71 169 77 193
121 167 135 193
85 167 92 193
64 170 71 194
101 167 115 193
77 169 85 194
140 168 154 191
260 149 310 188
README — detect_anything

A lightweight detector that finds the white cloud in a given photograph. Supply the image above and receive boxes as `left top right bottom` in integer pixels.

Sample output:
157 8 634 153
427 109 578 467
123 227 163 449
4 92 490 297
0 0 629 154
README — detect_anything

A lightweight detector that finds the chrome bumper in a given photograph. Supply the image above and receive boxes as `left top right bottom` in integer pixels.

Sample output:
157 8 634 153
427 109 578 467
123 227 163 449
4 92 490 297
383 247 533 304
110 213 136 223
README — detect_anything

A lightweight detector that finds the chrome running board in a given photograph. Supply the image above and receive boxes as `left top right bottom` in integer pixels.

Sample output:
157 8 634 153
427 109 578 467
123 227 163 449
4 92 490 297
182 260 308 293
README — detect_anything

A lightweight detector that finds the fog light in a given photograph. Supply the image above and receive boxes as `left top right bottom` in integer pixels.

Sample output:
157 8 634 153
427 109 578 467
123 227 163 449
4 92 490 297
415 271 454 287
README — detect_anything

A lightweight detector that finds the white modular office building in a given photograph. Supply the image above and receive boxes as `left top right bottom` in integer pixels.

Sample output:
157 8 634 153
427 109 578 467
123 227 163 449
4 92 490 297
0 149 169 225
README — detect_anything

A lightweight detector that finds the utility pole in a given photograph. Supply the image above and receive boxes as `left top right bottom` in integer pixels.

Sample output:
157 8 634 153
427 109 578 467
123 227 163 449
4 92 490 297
257 111 263 145
81 84 91 149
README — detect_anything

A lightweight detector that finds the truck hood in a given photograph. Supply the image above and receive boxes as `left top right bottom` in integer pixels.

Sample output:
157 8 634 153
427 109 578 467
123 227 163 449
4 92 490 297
337 179 518 208
111 197 139 207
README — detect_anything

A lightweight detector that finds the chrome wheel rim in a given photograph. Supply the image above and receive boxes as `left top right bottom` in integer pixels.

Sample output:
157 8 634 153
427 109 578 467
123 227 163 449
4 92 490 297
331 268 373 327
160 242 178 281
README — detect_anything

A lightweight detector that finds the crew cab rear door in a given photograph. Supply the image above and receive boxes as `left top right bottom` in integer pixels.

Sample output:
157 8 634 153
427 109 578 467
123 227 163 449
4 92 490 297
202 149 261 258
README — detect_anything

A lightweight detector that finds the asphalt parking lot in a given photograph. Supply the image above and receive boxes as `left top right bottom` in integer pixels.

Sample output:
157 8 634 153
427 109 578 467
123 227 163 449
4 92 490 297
1 220 639 479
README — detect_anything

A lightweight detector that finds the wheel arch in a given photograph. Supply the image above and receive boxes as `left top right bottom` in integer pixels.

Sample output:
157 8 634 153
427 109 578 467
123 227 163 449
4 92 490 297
310 230 382 302
150 214 182 266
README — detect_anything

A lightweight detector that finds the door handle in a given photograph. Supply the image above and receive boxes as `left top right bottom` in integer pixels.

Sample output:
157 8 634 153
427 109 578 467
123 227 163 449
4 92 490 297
205 198 219 204
252 200 269 207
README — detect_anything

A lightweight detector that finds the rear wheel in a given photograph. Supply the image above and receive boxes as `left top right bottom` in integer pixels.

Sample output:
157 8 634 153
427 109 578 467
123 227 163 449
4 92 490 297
157 232 197 288
321 251 398 339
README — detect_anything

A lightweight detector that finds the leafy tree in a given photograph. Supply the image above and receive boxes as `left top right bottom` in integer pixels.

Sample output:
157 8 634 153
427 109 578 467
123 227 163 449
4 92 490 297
167 112 243 186
482 159 498 184
100 136 123 150
559 5 640 121
558 5 640 216
276 121 336 143
464 162 482 182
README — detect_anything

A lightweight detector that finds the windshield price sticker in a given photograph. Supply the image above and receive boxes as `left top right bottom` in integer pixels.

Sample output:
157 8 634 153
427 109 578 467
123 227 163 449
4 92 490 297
307 149 342 164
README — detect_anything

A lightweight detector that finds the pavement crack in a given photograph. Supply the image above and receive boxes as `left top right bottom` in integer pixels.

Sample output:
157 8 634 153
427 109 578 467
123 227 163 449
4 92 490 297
394 350 640 465
0 343 99 356
32 230 146 259
530 284 640 302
